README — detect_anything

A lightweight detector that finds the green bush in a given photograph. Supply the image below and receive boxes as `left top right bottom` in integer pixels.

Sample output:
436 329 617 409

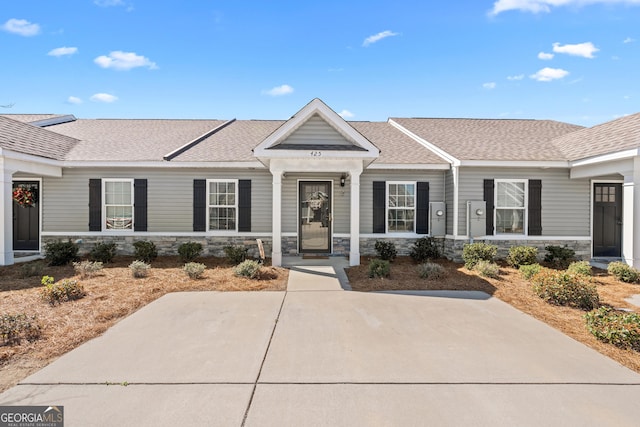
133 241 157 263
374 241 397 262
544 245 576 269
89 241 117 263
567 261 592 276
506 246 538 268
234 260 261 279
178 242 203 263
475 260 500 278
44 240 79 266
462 242 497 270
410 237 441 263
20 261 45 279
41 276 86 305
585 307 640 351
368 259 390 279
0 313 42 346
531 269 599 310
417 262 445 280
129 260 150 278
607 261 639 284
224 246 249 265
519 263 542 280
73 261 103 279
184 262 206 279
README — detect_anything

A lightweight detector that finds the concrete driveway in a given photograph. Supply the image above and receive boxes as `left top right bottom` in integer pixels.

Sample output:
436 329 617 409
2 264 640 426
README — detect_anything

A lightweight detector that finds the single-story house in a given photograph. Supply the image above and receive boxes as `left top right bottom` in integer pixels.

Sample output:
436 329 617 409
1 98 639 267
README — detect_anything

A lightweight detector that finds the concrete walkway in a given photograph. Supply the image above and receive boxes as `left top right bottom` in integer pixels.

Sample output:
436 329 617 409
2 262 640 426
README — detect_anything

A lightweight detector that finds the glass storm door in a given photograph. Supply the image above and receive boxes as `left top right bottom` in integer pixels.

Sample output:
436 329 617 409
593 183 622 257
299 181 332 253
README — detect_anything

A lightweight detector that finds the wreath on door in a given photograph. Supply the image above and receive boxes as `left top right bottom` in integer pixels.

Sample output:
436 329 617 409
13 184 38 208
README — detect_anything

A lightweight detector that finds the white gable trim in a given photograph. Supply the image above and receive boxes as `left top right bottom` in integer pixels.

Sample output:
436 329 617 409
388 119 458 166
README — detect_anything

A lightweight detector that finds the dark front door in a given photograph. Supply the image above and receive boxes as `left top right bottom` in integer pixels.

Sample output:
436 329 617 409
299 181 332 253
13 181 40 251
593 183 622 257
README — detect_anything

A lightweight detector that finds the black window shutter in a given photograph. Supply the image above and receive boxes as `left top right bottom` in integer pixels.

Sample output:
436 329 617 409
373 181 386 233
483 179 495 236
238 180 251 232
193 179 207 232
89 179 102 231
528 179 542 236
416 182 429 234
134 179 148 232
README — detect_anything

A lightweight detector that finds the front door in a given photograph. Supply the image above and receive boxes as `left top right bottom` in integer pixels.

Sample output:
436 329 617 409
593 183 622 257
13 181 40 251
299 181 332 253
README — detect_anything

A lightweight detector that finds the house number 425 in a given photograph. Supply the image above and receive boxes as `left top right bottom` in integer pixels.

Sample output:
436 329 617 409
310 151 322 157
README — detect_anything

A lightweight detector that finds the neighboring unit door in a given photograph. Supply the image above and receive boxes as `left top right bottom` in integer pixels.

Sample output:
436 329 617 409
593 183 622 257
13 181 40 251
299 181 332 253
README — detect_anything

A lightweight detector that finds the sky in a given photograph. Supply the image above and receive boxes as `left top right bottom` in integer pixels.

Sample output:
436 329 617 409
1 0 639 127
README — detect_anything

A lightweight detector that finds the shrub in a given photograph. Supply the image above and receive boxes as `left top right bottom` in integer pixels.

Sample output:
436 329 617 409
184 262 206 279
133 241 157 263
178 242 203 263
585 307 640 351
129 260 150 278
417 262 445 280
20 261 45 279
544 245 576 269
519 263 542 280
462 242 497 270
44 240 79 266
224 246 249 265
506 246 538 268
0 313 42 345
410 237 440 263
531 269 599 310
73 260 103 279
89 241 117 263
234 260 261 279
41 276 86 305
475 260 500 278
374 241 397 262
567 261 592 277
368 259 390 279
607 261 639 284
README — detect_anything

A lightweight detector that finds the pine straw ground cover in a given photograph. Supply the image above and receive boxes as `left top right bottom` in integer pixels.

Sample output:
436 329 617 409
347 257 640 376
0 256 287 393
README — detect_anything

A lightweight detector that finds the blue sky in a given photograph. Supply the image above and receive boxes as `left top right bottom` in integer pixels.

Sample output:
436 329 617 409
2 0 639 126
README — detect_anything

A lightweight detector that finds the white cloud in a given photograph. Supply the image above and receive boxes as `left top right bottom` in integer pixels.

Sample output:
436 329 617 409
507 74 525 80
94 0 124 6
67 96 83 104
338 109 354 118
552 42 599 58
90 93 118 103
48 47 78 57
623 37 636 43
483 82 497 89
363 30 399 47
1 18 40 36
538 51 554 60
94 51 157 70
529 67 569 82
490 0 640 16
262 84 294 96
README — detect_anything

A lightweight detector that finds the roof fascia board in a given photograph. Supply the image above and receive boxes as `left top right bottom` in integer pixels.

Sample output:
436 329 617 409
367 163 450 170
28 115 77 127
163 119 236 161
0 148 63 167
570 148 640 168
62 160 266 169
0 148 62 177
570 158 631 179
459 160 570 168
388 119 458 165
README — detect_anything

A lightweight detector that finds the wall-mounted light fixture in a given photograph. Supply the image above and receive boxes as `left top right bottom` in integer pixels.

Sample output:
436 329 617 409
340 173 347 187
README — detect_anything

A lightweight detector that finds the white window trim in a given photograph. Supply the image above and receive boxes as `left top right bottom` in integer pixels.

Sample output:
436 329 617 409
102 178 134 232
206 179 239 233
386 181 417 233
494 179 528 236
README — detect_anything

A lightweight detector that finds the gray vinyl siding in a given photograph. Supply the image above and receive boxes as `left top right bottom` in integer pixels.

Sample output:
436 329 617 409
360 170 445 234
445 169 454 235
279 114 352 147
456 167 590 236
42 167 272 233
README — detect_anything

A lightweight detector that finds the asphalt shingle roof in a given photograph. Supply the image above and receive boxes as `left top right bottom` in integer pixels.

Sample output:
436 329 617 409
0 116 79 160
0 114 67 124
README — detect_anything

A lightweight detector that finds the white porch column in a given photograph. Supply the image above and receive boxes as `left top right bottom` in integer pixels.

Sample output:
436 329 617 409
0 168 15 266
622 157 640 268
349 166 362 266
271 170 283 267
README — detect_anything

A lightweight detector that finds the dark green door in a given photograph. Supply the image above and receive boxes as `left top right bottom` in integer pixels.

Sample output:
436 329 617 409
593 183 622 257
13 181 40 251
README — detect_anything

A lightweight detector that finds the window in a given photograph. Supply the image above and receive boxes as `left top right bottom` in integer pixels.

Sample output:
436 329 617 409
387 182 415 232
104 179 133 230
495 180 526 234
208 180 237 230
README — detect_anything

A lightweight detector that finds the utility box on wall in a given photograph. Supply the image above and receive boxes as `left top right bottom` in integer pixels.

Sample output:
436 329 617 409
429 202 446 237
467 201 486 238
